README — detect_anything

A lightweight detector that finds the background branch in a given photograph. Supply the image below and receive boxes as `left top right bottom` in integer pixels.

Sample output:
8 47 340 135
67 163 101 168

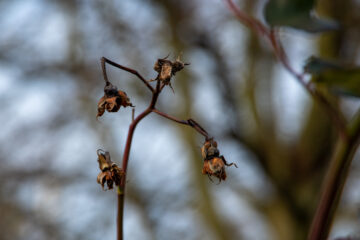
224 0 347 137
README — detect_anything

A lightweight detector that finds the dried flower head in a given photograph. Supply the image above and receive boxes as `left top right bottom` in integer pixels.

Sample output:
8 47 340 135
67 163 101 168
201 139 219 159
97 83 133 119
202 156 228 181
201 139 237 182
96 149 124 190
153 55 189 90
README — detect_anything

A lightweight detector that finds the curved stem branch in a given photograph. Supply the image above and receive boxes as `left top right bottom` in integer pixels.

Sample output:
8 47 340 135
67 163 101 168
101 57 154 92
152 109 210 139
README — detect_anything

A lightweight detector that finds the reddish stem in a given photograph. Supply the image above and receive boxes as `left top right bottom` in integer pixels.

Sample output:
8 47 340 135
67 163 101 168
101 57 154 92
117 80 160 240
152 109 210 139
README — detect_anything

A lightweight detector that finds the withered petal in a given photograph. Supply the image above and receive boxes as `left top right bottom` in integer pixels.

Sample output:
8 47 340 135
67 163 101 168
118 90 133 107
202 157 228 182
97 172 103 184
97 172 108 189
96 96 106 118
105 97 121 112
97 150 112 171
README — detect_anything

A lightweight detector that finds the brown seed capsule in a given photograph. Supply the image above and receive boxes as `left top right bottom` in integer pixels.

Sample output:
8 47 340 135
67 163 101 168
202 157 227 181
201 139 219 160
200 139 237 182
96 149 124 190
152 55 189 89
96 83 133 119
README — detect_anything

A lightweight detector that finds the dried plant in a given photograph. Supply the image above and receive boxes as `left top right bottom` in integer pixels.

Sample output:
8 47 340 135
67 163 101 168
95 55 237 240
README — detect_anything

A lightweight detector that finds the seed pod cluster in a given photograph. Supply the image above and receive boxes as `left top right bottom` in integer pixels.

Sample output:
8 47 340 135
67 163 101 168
96 149 124 190
201 139 237 182
97 83 133 119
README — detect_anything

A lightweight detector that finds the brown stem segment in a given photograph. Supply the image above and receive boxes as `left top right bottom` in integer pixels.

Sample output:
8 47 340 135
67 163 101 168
152 109 210 139
117 187 124 240
116 80 161 240
101 57 154 92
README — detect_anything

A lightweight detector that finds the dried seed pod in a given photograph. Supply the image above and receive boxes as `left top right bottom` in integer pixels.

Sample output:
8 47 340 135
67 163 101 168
202 157 227 181
96 83 133 119
201 139 219 160
200 139 237 182
154 58 173 84
152 55 189 89
96 149 124 190
97 149 111 171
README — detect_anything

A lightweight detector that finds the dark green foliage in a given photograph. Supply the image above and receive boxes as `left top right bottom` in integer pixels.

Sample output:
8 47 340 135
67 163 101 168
305 57 360 97
264 0 338 32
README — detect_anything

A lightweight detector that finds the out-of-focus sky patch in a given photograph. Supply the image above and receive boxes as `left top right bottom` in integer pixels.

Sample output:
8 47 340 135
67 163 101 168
124 203 154 240
211 186 271 240
155 209 200 240
127 116 192 192
189 49 227 134
216 20 249 78
0 0 68 63
272 66 310 140
278 30 319 71
0 67 12 94
60 185 107 231
0 0 39 39
107 0 170 64
330 218 360 239
34 11 68 62
271 32 318 140
342 151 360 206
220 138 273 196
52 121 99 173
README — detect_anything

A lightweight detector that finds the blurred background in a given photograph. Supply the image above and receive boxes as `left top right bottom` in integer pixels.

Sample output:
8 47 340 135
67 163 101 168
1 0 360 239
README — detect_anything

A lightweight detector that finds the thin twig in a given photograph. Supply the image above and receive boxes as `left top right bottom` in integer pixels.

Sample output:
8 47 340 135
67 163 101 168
101 57 154 92
152 109 210 139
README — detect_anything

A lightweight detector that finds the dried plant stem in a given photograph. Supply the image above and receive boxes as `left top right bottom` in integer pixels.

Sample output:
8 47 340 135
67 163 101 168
152 109 210 139
101 57 154 92
117 186 124 240
109 64 211 239
116 80 160 240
